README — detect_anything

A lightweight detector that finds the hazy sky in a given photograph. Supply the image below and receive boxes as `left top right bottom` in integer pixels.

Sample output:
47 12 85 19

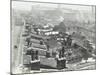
12 1 95 12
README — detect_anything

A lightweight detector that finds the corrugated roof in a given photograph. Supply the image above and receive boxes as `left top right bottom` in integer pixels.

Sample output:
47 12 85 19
31 43 46 49
31 34 50 39
30 39 40 43
27 47 47 51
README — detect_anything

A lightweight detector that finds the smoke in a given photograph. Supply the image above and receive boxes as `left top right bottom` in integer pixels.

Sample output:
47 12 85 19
58 16 64 22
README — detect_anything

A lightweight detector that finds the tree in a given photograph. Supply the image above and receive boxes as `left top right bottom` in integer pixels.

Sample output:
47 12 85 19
53 22 66 33
80 47 91 63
